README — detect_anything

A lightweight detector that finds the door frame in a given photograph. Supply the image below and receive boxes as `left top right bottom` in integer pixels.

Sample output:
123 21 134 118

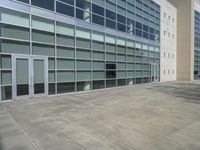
151 63 159 83
12 54 48 100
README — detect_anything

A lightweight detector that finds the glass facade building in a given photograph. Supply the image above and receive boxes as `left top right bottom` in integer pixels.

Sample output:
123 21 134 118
194 10 200 80
0 0 160 101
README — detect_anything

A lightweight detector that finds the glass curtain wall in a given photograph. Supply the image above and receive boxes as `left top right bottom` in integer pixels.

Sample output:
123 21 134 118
13 0 160 42
194 11 200 80
0 2 160 101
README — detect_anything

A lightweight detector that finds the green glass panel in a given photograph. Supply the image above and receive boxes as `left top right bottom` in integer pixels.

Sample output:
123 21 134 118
92 61 104 70
48 71 55 83
76 50 91 59
77 61 90 70
1 24 30 40
1 55 11 69
57 59 75 70
0 8 29 27
92 41 104 50
32 16 54 32
57 47 75 58
77 71 91 81
117 71 126 78
48 59 55 70
92 32 104 42
76 27 90 39
1 71 11 85
57 71 75 82
106 44 116 52
76 39 91 48
106 53 116 61
56 22 74 36
32 30 54 44
1 40 30 54
16 59 29 84
32 44 55 56
117 63 126 70
56 35 75 47
93 71 105 80
34 60 44 84
92 51 104 60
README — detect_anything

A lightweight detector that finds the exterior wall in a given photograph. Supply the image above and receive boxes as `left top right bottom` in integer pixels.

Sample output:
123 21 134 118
169 0 195 81
0 0 161 101
153 0 177 82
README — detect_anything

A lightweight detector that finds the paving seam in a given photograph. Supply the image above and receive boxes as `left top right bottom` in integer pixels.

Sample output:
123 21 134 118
3 106 41 150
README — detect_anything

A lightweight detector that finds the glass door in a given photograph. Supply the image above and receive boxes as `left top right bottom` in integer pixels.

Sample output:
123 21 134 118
151 64 159 83
12 55 48 99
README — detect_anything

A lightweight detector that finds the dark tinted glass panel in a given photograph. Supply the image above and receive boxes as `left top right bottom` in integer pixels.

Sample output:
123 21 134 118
117 14 126 24
17 85 29 96
48 83 56 95
32 0 54 11
92 14 104 26
56 2 74 17
1 86 12 100
106 80 116 88
59 0 74 5
106 19 116 29
77 81 91 91
136 29 142 36
93 80 105 89
150 28 155 34
34 83 45 94
57 82 75 94
16 0 29 3
76 0 90 9
135 78 142 84
106 71 116 78
76 9 90 21
136 22 142 29
143 25 149 32
117 23 126 32
106 64 116 70
106 10 116 20
92 4 104 16
76 8 84 19
143 32 149 39
117 79 126 86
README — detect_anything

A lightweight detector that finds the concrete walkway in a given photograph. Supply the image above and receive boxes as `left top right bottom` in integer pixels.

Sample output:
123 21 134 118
1 81 200 150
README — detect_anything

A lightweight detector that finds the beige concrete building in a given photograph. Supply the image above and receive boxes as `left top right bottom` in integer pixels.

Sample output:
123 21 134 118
168 0 200 81
154 0 177 82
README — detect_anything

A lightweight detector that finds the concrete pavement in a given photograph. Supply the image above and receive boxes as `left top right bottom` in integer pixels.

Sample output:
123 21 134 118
1 81 200 150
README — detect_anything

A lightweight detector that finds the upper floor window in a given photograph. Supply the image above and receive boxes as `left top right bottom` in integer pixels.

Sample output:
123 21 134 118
31 0 54 11
15 0 29 3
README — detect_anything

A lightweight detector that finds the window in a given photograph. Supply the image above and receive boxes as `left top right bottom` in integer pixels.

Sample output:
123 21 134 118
57 82 75 93
106 64 116 78
76 0 90 9
93 80 105 89
106 10 116 20
92 4 104 16
56 2 74 17
32 16 54 32
0 23 30 40
59 0 74 5
92 14 104 26
16 0 29 4
31 0 54 11
0 8 29 27
76 8 91 22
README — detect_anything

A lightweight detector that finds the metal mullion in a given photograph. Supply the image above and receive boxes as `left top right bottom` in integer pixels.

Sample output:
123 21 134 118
54 19 57 95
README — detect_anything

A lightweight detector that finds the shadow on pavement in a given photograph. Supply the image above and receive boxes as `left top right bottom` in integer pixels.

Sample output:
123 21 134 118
149 82 200 103
0 135 5 150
